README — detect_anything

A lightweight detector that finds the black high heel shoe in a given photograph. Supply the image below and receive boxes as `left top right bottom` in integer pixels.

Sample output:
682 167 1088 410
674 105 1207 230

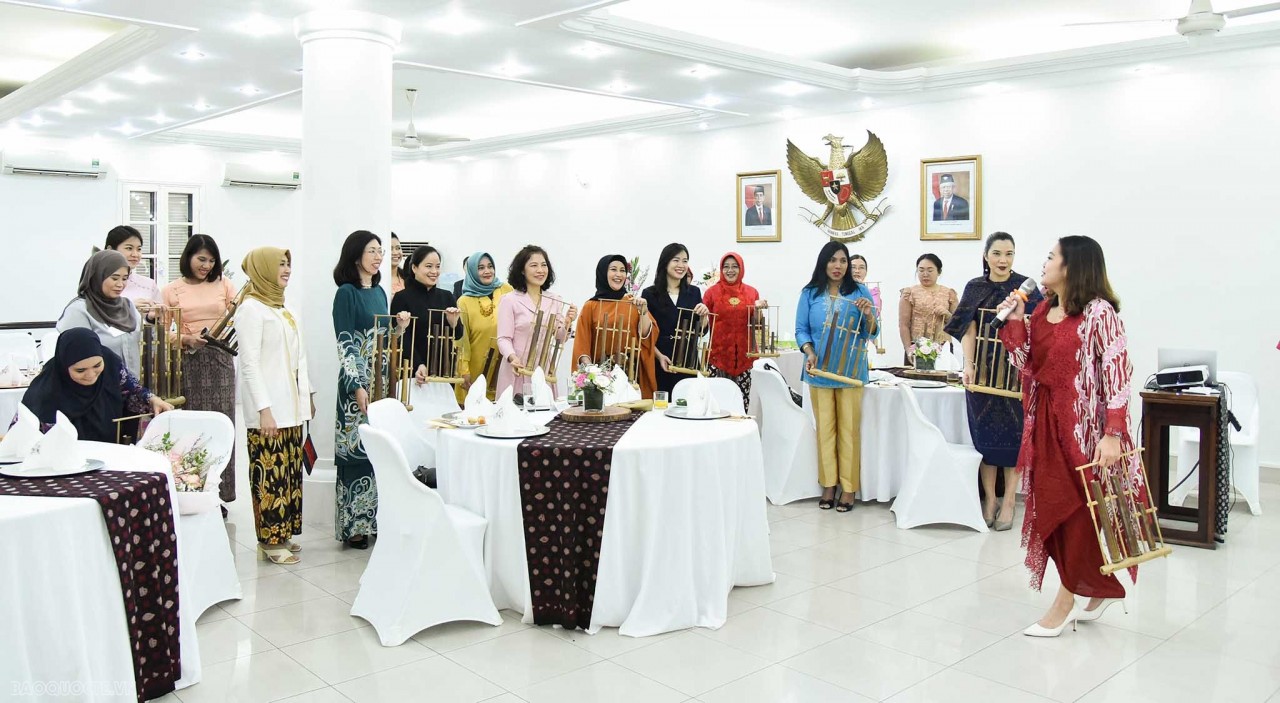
818 490 836 510
346 536 370 550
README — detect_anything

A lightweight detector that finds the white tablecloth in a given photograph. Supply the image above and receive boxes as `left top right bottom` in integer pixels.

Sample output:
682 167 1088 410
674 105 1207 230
437 410 774 636
0 442 206 701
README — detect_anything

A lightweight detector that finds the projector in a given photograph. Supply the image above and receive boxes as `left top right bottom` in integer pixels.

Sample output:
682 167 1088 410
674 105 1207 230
1155 364 1210 390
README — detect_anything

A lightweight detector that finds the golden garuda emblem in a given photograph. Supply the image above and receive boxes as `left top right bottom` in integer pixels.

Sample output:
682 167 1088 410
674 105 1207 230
786 131 890 242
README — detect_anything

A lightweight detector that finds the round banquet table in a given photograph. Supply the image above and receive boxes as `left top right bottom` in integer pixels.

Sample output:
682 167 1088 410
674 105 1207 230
0 441 223 701
435 409 775 637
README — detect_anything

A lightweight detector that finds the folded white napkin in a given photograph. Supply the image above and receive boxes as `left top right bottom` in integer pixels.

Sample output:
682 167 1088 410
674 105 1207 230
603 366 640 405
868 370 895 384
530 367 554 408
487 388 537 435
0 355 23 387
17 411 86 473
684 373 722 417
0 403 42 459
463 374 495 417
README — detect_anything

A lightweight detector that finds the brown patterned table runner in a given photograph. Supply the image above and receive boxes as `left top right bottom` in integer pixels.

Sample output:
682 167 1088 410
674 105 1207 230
0 468 181 702
517 412 640 630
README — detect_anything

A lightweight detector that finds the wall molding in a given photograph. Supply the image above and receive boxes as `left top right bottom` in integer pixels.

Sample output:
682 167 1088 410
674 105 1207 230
561 13 1280 93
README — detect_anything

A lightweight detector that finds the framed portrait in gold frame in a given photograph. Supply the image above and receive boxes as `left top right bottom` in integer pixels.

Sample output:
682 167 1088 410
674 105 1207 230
920 155 982 241
736 170 782 243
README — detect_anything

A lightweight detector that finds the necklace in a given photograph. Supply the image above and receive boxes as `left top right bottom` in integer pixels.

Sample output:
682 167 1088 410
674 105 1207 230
477 296 495 317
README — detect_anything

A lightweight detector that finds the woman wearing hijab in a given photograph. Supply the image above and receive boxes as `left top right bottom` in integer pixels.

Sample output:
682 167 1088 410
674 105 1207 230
454 251 513 403
390 245 463 384
19 328 173 441
236 247 314 565
702 252 764 410
57 250 143 375
571 255 657 398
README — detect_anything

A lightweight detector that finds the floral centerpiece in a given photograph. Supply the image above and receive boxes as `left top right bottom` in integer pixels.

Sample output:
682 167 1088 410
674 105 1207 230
573 359 616 412
143 431 225 514
626 257 649 297
910 337 941 371
696 266 719 289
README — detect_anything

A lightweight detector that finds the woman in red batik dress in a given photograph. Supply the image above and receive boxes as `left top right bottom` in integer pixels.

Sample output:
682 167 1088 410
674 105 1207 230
996 235 1143 637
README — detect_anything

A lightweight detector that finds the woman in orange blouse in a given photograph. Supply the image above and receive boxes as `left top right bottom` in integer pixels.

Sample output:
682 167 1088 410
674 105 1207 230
162 234 239 505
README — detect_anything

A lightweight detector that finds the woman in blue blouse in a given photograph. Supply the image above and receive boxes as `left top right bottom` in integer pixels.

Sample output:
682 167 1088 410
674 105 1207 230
795 241 878 512
641 242 709 395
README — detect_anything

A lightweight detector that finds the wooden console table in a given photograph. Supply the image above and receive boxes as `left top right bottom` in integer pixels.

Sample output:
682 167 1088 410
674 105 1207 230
1141 391 1219 549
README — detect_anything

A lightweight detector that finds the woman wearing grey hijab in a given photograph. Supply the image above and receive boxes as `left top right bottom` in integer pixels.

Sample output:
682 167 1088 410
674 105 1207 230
56 250 143 374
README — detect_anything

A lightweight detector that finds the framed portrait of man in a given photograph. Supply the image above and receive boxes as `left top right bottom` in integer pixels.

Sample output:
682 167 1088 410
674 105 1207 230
920 155 982 241
737 170 782 243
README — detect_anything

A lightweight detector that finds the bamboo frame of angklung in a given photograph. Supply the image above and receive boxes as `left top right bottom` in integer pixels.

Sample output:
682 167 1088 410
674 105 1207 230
420 308 463 384
139 305 186 408
668 307 717 376
371 314 416 411
966 307 1023 399
863 281 886 355
589 299 642 385
807 295 869 386
515 294 570 384
746 305 781 359
1075 447 1173 575
114 412 152 444
200 286 250 356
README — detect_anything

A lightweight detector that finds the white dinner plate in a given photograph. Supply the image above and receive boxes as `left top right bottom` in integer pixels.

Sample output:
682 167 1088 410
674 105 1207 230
905 380 948 389
474 425 551 440
0 458 106 478
664 407 731 421
440 411 484 429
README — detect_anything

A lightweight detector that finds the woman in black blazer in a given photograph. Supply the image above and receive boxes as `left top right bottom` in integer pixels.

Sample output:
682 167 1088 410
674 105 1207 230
641 242 709 395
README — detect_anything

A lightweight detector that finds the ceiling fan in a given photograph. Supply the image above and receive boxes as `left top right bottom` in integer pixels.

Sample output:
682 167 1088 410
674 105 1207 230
1066 0 1280 38
397 88 469 150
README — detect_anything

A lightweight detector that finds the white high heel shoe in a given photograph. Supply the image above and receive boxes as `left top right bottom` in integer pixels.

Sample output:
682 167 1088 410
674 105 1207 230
1022 607 1081 637
1076 598 1126 622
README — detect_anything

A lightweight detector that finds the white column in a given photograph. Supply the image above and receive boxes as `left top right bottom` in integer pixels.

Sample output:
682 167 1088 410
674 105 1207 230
293 11 400 512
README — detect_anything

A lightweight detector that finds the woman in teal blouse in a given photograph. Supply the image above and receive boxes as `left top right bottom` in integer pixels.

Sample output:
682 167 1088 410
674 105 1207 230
795 241 878 512
331 230 408 548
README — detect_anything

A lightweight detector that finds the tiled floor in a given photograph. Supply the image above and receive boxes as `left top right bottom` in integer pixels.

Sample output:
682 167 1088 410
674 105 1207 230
160 482 1280 703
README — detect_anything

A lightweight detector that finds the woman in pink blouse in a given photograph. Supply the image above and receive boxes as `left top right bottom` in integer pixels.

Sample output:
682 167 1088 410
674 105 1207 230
162 234 239 506
496 245 577 399
105 226 160 313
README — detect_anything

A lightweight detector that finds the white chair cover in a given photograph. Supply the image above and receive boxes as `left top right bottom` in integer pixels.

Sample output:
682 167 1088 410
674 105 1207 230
750 367 821 505
407 382 462 465
37 330 59 364
354 425 501 645
367 398 431 472
0 332 38 367
139 410 235 504
890 384 988 532
1174 371 1261 515
671 376 746 415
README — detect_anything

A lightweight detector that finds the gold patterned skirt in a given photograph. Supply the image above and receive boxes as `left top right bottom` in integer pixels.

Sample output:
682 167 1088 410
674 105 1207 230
247 425 305 546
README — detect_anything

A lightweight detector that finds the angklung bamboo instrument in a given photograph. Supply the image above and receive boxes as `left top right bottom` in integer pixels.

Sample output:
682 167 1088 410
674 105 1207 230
139 305 186 407
1075 448 1173 575
807 295 868 386
746 305 781 359
371 313 415 411
516 294 569 383
200 286 251 356
668 307 717 376
966 307 1024 399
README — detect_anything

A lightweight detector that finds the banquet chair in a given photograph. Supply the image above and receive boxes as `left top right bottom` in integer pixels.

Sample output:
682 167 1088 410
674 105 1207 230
37 331 59 364
407 382 461 462
1173 371 1261 515
138 409 234 512
671 376 746 415
0 332 38 366
354 425 501 645
890 384 988 532
367 398 432 473
751 366 821 505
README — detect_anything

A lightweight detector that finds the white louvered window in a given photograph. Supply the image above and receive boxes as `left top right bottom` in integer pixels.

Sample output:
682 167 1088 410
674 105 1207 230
120 184 200 283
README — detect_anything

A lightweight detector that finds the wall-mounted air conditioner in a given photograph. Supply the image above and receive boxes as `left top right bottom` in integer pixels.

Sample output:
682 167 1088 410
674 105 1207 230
222 163 301 190
1 150 106 178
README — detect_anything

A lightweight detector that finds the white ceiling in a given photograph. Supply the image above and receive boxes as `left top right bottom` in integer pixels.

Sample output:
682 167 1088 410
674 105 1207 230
1 0 1279 155
0 3 123 98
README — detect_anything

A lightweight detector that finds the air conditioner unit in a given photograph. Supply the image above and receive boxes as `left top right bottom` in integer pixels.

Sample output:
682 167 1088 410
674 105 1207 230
222 163 301 190
1 150 106 178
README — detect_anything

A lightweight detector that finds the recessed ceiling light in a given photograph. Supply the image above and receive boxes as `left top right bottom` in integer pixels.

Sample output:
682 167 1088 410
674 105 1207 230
698 122 709 130
122 66 162 84
235 84 263 96
860 97 875 109
191 100 215 112
178 47 205 61
24 113 46 127
603 79 633 93
684 64 716 79
699 94 725 107
492 60 532 77
81 84 125 104
425 10 484 35
572 42 609 59
114 122 141 136
237 14 279 37
50 100 85 117
146 111 175 125
772 81 812 97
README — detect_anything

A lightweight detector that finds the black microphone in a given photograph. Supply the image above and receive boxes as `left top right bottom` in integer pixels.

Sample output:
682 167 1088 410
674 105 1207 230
989 278 1038 330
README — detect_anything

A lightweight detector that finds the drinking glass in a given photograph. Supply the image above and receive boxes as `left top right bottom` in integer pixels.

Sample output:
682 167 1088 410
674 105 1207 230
653 391 669 410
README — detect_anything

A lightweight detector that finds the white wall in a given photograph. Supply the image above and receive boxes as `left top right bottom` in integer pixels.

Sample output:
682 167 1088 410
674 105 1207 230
391 61 1279 463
